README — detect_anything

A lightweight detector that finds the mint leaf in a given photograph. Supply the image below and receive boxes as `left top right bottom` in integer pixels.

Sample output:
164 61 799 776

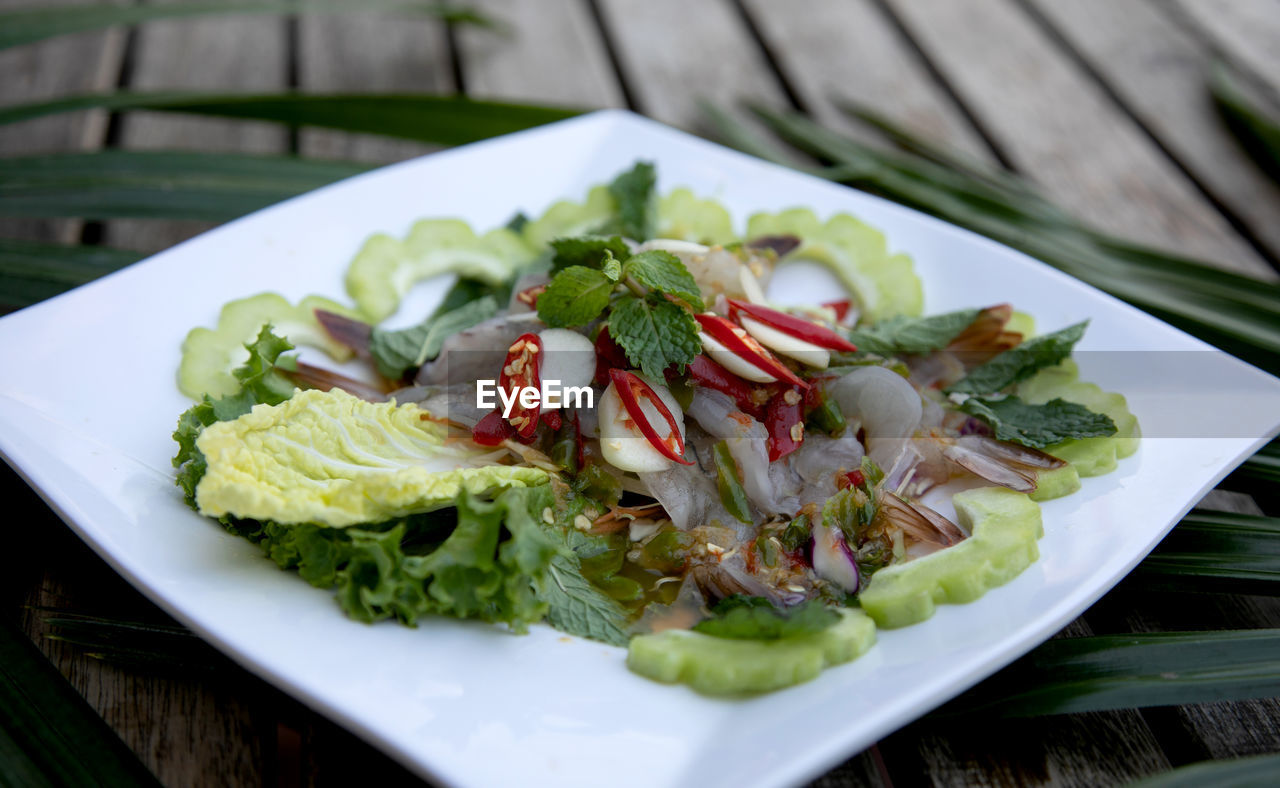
947 321 1088 394
608 294 701 378
693 597 838 640
598 161 657 240
601 251 623 281
540 553 631 647
370 296 499 379
431 276 513 319
624 249 705 310
549 235 630 273
537 265 616 327
959 395 1117 448
172 325 296 507
848 308 980 354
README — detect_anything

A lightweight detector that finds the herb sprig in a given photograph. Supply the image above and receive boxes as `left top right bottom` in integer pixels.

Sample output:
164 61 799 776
537 242 704 378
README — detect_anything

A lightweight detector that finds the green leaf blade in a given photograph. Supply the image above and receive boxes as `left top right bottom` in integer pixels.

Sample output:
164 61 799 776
537 266 614 327
0 150 369 221
599 160 657 240
0 1 497 51
948 321 1088 394
608 295 701 378
624 249 705 310
959 395 1116 449
370 296 499 379
847 308 981 354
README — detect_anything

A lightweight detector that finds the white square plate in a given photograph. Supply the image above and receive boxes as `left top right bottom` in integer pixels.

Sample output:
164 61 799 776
3 110 1279 788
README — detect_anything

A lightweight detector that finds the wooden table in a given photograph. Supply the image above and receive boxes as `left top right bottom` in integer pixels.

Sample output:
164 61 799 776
4 1 1280 784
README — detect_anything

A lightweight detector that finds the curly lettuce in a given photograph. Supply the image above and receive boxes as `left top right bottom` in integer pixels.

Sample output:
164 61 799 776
238 486 560 630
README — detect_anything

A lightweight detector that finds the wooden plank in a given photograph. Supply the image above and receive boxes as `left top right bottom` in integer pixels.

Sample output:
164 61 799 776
1086 490 1280 770
1028 0 1280 269
455 0 624 109
593 0 790 128
881 0 1272 278
105 5 289 254
296 11 453 163
1174 0 1280 96
876 616 1171 786
739 0 995 162
0 0 124 244
5 466 264 786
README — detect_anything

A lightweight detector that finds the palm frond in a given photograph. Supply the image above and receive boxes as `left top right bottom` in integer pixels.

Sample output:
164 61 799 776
1210 61 1280 185
1133 510 1280 596
1129 752 1280 787
0 619 160 785
0 150 368 220
0 92 582 146
701 104 1280 376
934 629 1280 718
0 0 496 51
0 239 141 309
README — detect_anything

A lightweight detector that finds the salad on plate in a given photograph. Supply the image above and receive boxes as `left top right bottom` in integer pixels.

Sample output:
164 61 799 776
171 162 1138 695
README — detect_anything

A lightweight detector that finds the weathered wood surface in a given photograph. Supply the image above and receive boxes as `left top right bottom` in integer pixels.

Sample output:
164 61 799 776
105 0 289 254
3 0 1280 785
740 0 996 161
457 0 625 108
0 0 124 244
1174 0 1280 96
1029 0 1280 270
594 0 790 128
882 0 1273 277
297 11 452 164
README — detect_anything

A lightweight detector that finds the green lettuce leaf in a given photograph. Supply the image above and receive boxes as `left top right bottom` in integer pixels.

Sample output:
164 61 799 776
193 388 547 526
239 487 560 631
369 295 499 379
172 325 296 506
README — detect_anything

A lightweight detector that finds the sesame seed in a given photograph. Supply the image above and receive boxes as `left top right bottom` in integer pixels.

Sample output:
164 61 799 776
783 389 802 406
573 514 593 531
706 542 725 555
789 423 805 442
541 507 555 525
786 584 806 593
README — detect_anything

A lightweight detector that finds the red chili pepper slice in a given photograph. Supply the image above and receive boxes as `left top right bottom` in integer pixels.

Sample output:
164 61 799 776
688 354 762 417
727 299 858 352
499 332 542 439
540 409 563 431
822 299 853 324
764 386 805 461
695 313 809 389
608 369 694 465
472 409 515 446
593 326 630 386
837 469 866 490
514 283 548 310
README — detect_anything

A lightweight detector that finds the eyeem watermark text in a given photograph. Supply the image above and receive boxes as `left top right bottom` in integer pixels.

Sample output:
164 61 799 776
476 380 594 416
